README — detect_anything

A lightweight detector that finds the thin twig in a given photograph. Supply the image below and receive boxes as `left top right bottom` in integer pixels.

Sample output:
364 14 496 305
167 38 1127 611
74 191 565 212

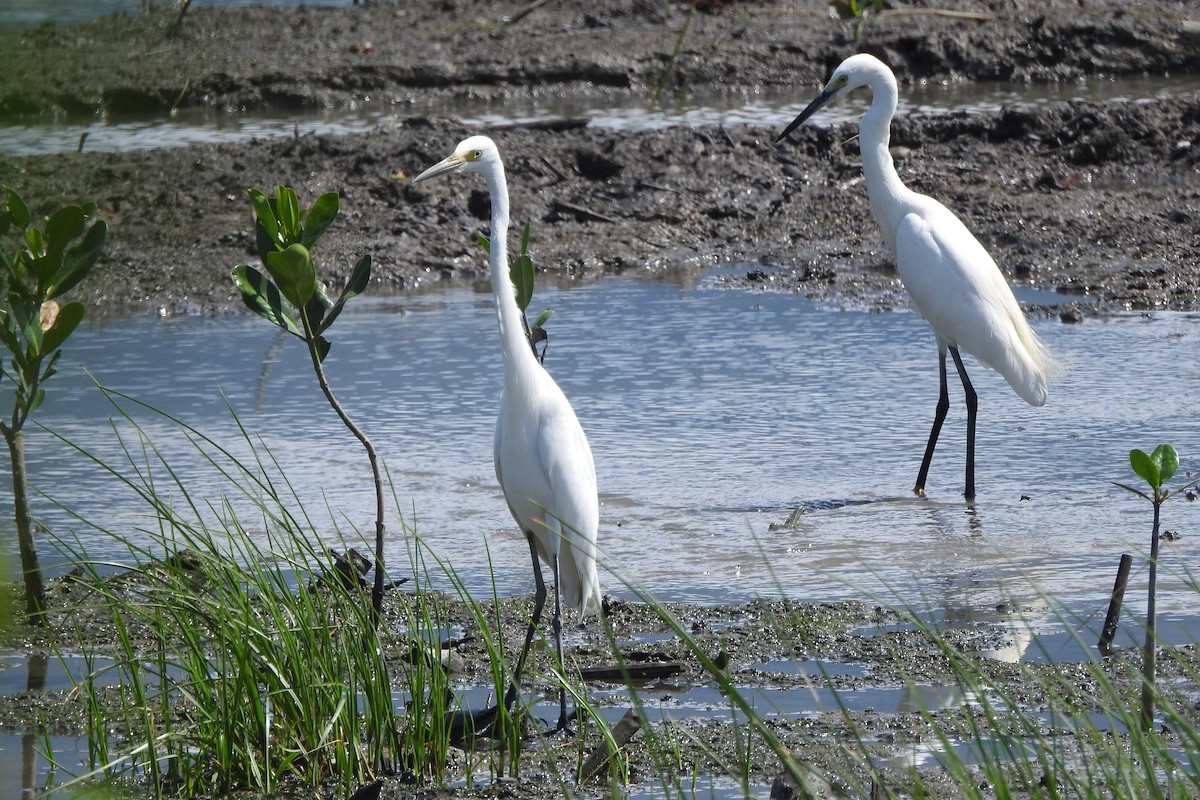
552 200 619 224
167 0 192 39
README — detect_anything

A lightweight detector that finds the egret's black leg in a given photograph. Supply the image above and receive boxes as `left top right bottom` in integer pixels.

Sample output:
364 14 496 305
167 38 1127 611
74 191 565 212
465 533 541 743
950 347 978 501
914 349 951 497
549 550 571 732
513 531 547 701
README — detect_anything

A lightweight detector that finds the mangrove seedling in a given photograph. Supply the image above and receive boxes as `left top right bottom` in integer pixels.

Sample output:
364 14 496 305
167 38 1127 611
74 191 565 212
1115 443 1200 730
231 186 388 620
0 187 106 624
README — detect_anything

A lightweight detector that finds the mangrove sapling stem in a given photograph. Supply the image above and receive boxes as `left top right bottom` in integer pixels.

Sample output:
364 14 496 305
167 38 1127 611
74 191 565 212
1116 444 1200 733
1142 501 1161 732
1099 552 1133 655
300 307 387 623
1 423 44 623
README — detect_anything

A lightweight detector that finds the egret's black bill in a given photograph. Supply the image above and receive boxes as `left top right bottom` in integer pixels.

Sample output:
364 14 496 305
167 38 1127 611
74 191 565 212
776 88 835 143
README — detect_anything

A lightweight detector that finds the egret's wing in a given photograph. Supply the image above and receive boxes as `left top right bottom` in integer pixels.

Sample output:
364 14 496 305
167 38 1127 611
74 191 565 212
896 207 1048 406
535 403 601 615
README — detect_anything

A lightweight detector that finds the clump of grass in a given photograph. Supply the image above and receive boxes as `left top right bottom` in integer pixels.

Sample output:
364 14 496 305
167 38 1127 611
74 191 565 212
34 381 628 796
39 385 420 797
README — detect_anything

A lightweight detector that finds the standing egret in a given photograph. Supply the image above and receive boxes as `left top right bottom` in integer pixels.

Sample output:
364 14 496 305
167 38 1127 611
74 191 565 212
413 135 601 732
776 54 1051 500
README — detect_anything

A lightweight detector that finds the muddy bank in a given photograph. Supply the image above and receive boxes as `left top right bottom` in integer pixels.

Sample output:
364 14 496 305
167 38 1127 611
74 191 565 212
0 1 1197 317
1 95 1199 318
2 1 1198 120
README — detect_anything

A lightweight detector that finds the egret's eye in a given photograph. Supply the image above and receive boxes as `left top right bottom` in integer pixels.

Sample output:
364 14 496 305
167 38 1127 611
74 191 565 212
832 75 848 89
472 149 483 160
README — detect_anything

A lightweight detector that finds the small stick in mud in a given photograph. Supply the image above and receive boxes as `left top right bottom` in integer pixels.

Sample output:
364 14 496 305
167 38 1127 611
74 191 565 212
1099 552 1133 655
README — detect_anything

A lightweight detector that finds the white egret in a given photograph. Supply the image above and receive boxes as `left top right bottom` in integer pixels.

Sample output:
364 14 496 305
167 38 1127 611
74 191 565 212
413 135 601 732
777 54 1051 500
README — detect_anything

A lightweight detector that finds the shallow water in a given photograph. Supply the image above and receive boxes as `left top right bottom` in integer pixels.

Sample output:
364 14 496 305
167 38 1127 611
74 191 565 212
4 74 1200 156
6 274 1200 633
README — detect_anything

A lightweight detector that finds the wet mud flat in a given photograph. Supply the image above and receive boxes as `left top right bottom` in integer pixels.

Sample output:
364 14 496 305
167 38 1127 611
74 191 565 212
4 573 1200 800
2 97 1198 320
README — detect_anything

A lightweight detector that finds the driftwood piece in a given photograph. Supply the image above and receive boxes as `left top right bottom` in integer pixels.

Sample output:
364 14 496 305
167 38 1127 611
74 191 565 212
579 708 642 785
578 661 685 682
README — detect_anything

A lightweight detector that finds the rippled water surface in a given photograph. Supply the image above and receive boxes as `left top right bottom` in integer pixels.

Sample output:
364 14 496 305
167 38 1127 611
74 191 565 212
6 275 1199 626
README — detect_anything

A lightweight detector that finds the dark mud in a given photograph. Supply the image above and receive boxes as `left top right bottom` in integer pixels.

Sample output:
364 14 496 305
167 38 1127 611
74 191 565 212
0 1 1197 317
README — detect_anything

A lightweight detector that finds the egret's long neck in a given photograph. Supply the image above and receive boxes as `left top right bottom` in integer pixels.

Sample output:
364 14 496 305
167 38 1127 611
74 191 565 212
858 74 910 254
484 161 538 380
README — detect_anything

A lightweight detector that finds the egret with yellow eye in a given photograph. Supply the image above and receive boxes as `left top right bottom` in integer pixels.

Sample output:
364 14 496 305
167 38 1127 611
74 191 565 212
777 54 1052 500
413 135 600 732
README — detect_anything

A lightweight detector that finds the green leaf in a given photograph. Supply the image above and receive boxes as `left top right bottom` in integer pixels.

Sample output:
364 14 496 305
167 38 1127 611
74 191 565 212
21 312 42 354
1 187 30 233
40 301 85 353
44 205 86 253
301 192 340 249
39 348 62 382
1113 481 1152 501
23 226 44 260
519 222 531 256
510 254 534 312
254 220 277 268
533 307 553 328
231 265 301 336
30 206 85 286
314 335 331 363
49 219 107 299
247 189 279 246
266 243 317 307
27 387 45 415
1130 448 1159 490
476 233 491 254
302 291 329 335
275 185 301 243
0 315 20 359
1154 444 1178 484
318 254 371 334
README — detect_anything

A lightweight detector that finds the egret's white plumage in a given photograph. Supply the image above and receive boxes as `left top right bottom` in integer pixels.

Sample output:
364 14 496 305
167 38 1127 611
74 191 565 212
412 135 599 730
778 54 1050 499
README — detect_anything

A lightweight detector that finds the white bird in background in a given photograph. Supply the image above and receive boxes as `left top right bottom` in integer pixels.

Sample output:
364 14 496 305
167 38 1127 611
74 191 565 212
776 54 1051 501
413 135 601 732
